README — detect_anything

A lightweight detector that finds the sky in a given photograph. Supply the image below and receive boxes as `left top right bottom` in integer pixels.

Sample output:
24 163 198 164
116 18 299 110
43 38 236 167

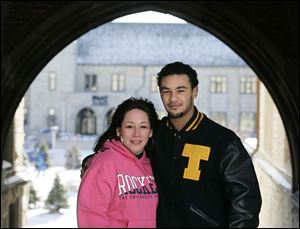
112 11 187 24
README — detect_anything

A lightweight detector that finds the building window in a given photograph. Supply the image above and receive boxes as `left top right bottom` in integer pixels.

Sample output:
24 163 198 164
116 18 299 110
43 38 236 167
76 108 96 135
240 76 256 94
210 112 227 127
49 71 56 91
84 74 97 91
151 75 159 92
210 76 227 93
106 108 116 128
24 107 28 126
48 107 56 127
240 112 256 133
111 74 125 92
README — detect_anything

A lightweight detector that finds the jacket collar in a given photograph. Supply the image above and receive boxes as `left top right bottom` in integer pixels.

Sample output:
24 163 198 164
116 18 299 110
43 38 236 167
165 106 205 132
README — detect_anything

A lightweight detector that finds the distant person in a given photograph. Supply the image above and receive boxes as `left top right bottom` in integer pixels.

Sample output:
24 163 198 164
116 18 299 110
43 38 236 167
35 145 48 177
77 97 159 228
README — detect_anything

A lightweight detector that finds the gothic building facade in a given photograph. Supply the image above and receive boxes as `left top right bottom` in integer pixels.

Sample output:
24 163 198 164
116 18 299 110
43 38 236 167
25 22 257 149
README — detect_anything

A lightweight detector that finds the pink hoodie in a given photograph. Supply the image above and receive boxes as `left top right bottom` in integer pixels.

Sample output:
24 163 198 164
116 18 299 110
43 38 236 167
77 140 158 228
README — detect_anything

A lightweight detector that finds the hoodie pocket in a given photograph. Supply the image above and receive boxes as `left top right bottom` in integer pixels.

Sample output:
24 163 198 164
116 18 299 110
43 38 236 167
189 204 219 226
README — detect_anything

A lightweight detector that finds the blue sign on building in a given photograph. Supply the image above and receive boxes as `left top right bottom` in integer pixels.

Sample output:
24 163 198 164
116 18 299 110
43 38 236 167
92 95 108 106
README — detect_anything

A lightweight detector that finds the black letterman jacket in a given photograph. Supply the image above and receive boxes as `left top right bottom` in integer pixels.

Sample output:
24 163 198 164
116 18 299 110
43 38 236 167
151 107 262 228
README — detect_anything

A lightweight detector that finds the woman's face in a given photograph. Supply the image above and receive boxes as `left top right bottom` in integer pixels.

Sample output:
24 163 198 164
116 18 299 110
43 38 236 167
117 108 153 155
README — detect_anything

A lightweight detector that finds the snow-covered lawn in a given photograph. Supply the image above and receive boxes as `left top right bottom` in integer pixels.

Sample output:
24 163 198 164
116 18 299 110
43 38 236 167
24 166 81 228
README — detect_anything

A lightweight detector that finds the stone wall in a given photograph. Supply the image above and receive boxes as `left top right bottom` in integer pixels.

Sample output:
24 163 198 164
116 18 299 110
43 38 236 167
253 82 299 228
1 98 30 227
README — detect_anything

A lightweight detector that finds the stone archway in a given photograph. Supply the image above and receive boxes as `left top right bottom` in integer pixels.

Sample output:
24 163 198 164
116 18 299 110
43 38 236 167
1 1 298 192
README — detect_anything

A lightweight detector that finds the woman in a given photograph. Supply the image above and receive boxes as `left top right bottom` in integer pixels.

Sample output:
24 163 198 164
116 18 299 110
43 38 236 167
77 97 159 228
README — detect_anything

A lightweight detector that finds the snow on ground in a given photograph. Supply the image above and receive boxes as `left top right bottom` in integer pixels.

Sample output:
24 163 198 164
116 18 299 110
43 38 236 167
24 166 81 228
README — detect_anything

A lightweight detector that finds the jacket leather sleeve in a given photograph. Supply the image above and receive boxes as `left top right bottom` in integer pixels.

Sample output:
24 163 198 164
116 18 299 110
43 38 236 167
219 139 262 228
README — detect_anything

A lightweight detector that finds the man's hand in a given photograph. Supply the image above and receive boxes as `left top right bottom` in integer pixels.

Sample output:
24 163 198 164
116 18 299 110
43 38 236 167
80 153 96 179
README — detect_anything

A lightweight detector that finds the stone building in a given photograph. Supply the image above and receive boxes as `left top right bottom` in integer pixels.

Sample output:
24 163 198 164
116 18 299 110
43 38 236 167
25 22 257 150
1 99 30 227
255 83 298 227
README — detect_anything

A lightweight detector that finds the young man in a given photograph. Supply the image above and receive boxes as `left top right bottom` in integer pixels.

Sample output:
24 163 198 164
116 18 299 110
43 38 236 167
151 61 261 227
80 61 262 227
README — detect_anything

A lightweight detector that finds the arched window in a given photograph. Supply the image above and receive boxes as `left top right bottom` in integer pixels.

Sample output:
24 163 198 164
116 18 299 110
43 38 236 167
106 108 116 128
76 108 96 135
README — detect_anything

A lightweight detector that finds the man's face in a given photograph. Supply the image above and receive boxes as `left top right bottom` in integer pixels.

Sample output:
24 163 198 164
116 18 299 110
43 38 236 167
159 74 197 119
